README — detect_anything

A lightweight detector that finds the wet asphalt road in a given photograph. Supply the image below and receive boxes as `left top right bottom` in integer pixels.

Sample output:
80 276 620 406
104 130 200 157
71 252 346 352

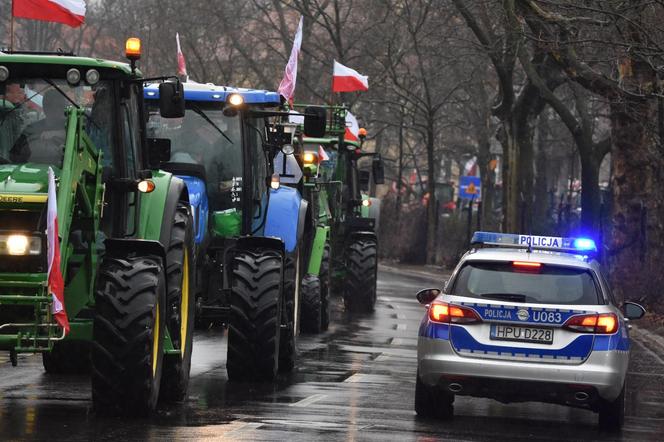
1 266 664 441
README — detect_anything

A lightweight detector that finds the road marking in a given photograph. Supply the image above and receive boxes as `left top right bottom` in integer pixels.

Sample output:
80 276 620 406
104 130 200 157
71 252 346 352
396 313 406 320
290 394 327 408
218 421 263 437
396 323 407 331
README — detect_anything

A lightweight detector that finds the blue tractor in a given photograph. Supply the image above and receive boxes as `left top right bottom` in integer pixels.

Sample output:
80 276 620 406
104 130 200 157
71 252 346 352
144 82 324 380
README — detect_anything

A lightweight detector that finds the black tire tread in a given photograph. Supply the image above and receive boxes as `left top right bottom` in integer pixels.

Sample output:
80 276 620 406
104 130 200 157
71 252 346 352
227 249 282 381
91 256 165 416
300 274 322 334
160 202 196 402
344 239 377 313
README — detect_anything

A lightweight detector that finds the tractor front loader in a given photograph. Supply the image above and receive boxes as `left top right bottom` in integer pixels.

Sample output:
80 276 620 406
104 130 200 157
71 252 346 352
0 41 195 415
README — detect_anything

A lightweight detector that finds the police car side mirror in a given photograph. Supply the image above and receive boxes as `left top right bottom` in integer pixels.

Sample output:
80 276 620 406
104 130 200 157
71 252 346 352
624 301 646 320
416 288 441 305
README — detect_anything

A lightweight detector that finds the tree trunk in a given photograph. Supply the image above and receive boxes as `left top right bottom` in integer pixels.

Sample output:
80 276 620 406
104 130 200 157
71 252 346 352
425 123 438 264
579 151 601 235
609 98 664 306
501 118 520 232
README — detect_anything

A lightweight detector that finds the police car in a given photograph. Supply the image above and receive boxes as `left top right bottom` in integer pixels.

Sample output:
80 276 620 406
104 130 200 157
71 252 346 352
415 232 646 430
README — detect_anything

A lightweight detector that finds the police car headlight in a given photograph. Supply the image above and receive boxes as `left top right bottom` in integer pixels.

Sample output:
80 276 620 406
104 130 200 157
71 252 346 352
1 234 42 256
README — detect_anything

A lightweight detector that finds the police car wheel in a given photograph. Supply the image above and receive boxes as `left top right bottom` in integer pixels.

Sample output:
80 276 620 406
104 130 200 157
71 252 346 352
415 371 453 419
598 384 625 431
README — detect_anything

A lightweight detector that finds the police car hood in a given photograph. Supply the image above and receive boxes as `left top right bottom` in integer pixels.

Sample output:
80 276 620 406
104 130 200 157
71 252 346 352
0 163 51 195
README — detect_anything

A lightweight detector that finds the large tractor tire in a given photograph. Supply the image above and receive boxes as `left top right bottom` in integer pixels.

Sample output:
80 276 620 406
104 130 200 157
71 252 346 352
43 341 90 374
344 238 378 313
278 253 298 373
300 274 322 334
227 249 282 381
160 203 196 402
91 256 166 416
320 243 331 331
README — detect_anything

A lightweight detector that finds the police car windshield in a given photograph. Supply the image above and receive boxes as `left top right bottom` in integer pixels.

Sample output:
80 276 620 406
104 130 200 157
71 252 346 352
453 262 601 305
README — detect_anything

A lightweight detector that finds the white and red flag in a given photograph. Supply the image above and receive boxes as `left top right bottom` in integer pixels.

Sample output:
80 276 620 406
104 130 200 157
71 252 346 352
344 111 360 141
12 0 86 28
176 33 188 78
318 145 330 162
47 167 69 334
332 60 369 93
277 16 303 105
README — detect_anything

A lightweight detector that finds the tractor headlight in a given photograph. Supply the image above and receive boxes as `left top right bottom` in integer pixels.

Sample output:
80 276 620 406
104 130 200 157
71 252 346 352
1 234 42 256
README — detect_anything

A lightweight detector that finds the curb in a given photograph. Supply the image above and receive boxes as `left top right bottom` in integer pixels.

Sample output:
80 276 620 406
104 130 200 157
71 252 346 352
378 263 450 283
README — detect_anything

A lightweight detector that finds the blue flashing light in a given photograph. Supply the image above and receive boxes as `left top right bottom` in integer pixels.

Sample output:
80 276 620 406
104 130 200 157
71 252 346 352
573 238 596 252
471 231 597 254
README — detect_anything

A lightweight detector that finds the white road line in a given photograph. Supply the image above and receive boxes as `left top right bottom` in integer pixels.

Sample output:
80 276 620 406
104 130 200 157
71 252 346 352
396 313 406 320
219 421 263 437
396 323 407 331
290 393 327 408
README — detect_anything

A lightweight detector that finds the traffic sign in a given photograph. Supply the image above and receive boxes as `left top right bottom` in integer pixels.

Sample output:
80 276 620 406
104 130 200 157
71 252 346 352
274 152 303 184
459 176 481 200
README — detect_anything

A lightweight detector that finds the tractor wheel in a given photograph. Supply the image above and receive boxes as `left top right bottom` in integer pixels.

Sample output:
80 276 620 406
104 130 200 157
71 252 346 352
278 253 297 373
300 274 322 334
227 249 282 381
320 243 331 331
344 238 378 313
92 256 166 416
43 341 90 374
160 203 196 402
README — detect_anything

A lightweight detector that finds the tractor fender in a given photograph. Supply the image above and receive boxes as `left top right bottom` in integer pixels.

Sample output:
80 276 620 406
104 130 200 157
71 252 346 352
138 170 189 246
177 174 208 245
104 238 167 265
348 230 377 244
236 235 285 255
264 186 306 254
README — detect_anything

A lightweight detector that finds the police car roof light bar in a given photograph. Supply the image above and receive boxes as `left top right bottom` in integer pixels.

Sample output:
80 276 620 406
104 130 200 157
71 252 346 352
471 232 597 254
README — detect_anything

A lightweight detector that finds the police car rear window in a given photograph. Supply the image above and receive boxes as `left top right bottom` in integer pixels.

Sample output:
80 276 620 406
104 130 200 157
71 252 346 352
452 262 601 305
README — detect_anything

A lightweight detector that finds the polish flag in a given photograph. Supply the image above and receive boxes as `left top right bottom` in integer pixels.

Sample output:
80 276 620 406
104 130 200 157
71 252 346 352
47 168 69 334
277 16 304 105
332 60 369 93
12 0 86 28
176 33 188 78
344 111 360 141
318 145 330 162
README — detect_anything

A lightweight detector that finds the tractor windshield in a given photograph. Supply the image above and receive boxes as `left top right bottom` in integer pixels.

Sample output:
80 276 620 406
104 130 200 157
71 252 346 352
146 102 243 210
0 79 114 167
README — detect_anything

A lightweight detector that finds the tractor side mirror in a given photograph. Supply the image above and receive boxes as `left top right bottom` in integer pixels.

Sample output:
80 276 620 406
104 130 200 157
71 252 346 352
146 137 171 169
372 155 385 185
159 81 185 118
304 106 326 138
416 288 441 304
359 170 370 191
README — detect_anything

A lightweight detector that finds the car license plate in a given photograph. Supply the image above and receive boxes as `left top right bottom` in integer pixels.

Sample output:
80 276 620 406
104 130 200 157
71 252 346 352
490 324 554 344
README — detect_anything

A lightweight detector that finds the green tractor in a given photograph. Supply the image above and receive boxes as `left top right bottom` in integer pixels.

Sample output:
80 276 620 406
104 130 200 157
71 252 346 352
298 105 384 313
0 43 195 415
274 112 332 333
